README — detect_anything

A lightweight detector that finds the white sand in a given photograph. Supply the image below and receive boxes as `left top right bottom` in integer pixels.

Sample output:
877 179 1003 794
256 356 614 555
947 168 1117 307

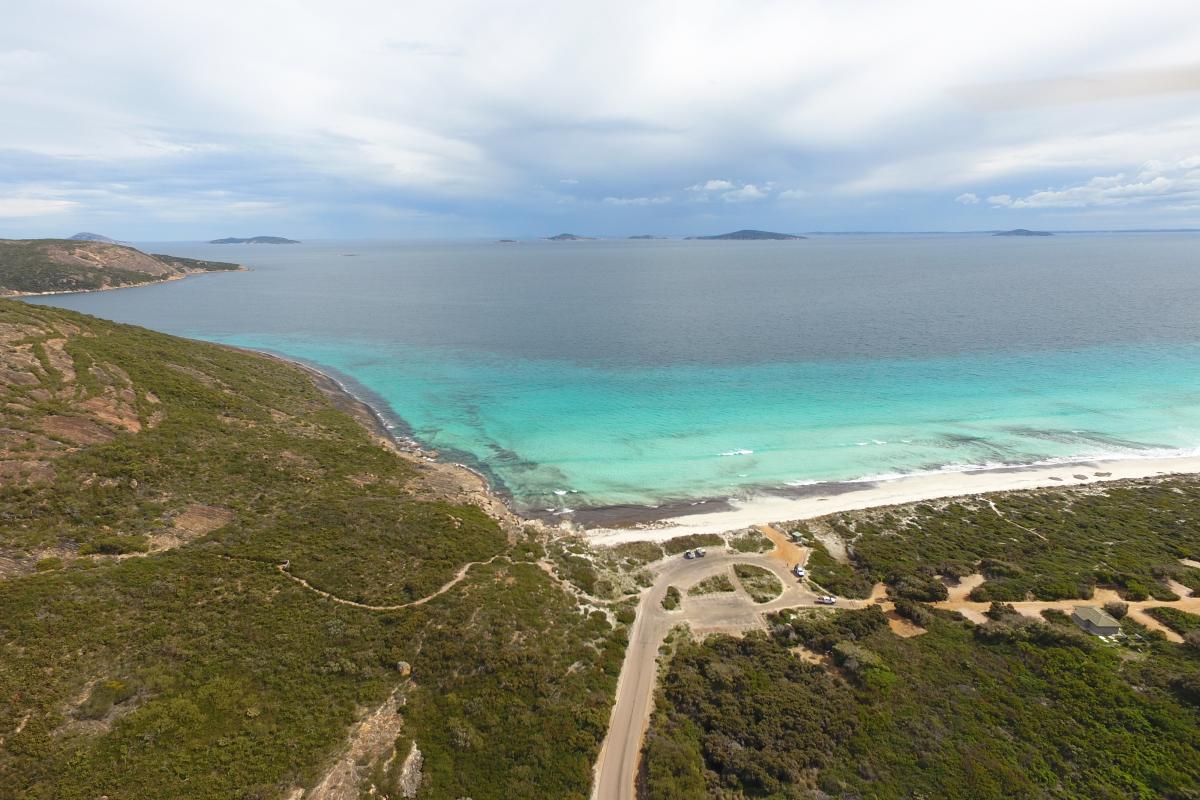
585 454 1200 545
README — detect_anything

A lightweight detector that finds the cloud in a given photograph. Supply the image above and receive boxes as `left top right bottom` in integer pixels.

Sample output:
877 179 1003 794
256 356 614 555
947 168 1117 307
686 179 768 203
955 192 979 204
994 158 1200 209
956 63 1200 111
0 197 76 217
979 158 1200 212
2 2 1199 234
688 179 735 192
602 195 671 206
721 184 766 202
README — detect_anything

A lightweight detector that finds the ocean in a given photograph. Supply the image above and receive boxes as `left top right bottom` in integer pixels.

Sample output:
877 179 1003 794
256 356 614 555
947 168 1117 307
26 233 1200 517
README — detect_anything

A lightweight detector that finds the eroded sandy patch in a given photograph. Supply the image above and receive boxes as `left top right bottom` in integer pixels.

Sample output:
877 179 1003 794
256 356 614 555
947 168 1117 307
943 573 985 602
884 610 927 637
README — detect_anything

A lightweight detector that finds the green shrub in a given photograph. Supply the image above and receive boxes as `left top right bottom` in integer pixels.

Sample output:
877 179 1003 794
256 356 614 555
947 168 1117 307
76 678 138 720
890 573 948 602
733 563 784 603
985 601 1017 621
729 530 773 553
79 535 149 555
1145 607 1200 636
1103 601 1129 620
687 573 735 596
662 534 723 556
892 598 934 627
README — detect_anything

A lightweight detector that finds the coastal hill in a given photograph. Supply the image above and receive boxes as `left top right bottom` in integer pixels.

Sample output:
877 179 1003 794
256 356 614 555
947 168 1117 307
687 229 807 240
210 235 300 244
0 239 240 296
545 232 596 241
0 299 623 799
68 232 122 244
994 228 1053 236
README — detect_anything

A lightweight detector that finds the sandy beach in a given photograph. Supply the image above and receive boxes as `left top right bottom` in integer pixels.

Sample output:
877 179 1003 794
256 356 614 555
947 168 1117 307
585 453 1200 544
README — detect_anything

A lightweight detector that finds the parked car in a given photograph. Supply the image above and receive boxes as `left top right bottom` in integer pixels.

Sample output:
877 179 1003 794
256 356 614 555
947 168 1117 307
816 595 837 605
684 550 695 560
792 564 807 578
696 548 707 557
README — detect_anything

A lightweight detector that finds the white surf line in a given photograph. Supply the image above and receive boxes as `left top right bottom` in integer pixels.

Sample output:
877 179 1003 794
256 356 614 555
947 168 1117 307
586 454 1200 543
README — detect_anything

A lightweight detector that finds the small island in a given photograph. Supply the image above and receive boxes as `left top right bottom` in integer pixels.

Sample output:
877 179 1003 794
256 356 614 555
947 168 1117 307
993 229 1053 237
545 233 596 241
68 232 122 244
209 236 300 244
628 235 668 240
496 239 518 243
687 229 806 240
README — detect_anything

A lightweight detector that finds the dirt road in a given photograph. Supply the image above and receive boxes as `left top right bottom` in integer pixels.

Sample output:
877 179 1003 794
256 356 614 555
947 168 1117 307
590 539 1200 798
591 542 844 800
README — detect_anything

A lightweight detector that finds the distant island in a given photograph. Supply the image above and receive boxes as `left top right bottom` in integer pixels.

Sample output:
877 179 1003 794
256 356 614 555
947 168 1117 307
210 236 300 244
497 239 518 243
545 233 596 241
993 229 1053 237
687 229 806 240
628 235 667 239
0 239 241 295
68 232 122 244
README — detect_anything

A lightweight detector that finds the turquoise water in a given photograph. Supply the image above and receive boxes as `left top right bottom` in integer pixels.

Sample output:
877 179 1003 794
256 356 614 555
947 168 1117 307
26 235 1200 514
209 334 1200 511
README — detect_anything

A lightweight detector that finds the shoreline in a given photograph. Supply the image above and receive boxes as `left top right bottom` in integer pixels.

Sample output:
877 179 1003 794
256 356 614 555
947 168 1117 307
585 453 1200 544
232 345 525 530
18 281 1200 541
262 354 1200 547
178 344 1200 541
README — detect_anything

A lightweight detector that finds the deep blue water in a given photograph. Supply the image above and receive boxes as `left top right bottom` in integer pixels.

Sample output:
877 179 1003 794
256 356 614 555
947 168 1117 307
26 234 1200 512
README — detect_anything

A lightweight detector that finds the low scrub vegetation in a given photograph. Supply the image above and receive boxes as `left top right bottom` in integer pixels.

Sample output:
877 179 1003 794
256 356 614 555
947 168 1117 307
687 573 736 596
0 301 620 800
793 483 1200 602
644 604 1200 798
733 564 783 603
662 533 723 556
729 530 772 553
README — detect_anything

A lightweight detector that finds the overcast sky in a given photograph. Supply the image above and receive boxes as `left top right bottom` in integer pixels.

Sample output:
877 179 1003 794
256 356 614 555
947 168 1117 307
3 0 1200 239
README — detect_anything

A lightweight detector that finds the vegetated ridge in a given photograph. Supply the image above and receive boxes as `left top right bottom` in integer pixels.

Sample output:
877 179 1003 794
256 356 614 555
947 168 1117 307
0 239 241 296
0 299 623 799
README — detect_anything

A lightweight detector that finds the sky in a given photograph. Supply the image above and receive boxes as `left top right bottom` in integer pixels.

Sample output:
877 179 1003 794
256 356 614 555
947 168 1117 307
2 0 1200 239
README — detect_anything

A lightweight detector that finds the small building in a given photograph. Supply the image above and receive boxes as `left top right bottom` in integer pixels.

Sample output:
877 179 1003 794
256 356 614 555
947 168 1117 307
1071 606 1120 636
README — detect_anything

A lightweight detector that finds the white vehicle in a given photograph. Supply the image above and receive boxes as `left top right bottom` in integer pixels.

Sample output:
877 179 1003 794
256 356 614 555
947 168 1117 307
816 595 837 605
684 550 695 559
792 564 807 578
696 548 707 557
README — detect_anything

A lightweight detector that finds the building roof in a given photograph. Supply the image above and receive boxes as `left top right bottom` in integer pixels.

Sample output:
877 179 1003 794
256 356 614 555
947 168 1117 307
1072 606 1120 628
